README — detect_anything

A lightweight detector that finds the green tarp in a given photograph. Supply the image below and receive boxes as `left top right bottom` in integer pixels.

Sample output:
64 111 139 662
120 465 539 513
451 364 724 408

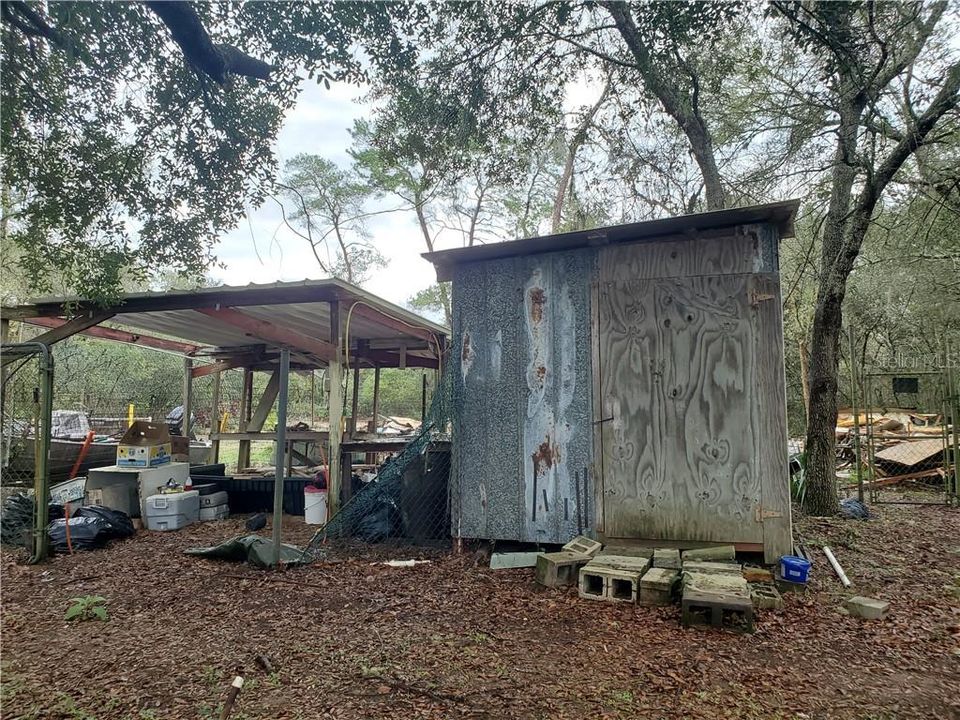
185 534 310 568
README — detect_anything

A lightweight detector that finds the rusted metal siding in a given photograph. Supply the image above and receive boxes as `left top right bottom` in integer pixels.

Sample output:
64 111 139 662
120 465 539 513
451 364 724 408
451 250 595 544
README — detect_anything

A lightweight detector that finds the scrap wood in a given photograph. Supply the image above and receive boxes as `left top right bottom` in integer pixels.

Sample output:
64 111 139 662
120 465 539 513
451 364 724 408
875 438 952 467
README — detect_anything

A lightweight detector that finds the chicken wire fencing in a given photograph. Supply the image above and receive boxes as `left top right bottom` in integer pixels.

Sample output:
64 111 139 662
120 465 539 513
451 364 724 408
303 360 454 561
841 364 960 506
1 344 55 489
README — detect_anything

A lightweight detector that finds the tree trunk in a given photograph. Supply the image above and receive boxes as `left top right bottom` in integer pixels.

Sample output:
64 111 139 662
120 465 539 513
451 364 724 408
602 2 726 210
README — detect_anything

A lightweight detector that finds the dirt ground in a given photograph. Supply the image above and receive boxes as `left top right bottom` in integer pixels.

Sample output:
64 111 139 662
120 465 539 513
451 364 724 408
2 499 959 720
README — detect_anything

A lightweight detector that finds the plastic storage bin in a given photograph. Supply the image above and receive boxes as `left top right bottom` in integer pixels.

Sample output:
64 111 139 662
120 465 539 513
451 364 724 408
199 491 229 508
145 490 199 531
779 555 811 583
199 504 229 522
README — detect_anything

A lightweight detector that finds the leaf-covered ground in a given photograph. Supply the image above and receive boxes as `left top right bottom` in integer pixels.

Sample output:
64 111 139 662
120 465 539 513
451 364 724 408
2 500 958 719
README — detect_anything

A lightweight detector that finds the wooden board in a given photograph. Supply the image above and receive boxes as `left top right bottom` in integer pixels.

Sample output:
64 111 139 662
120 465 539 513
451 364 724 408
597 235 791 559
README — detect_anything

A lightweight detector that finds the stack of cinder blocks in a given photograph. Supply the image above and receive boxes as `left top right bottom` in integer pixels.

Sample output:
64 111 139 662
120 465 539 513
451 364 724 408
679 546 756 633
578 552 652 604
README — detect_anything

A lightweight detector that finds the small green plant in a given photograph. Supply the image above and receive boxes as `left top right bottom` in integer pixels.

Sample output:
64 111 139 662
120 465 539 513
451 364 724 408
65 595 108 622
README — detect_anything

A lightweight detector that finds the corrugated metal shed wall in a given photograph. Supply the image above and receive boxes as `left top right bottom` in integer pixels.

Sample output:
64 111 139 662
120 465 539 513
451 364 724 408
452 249 595 544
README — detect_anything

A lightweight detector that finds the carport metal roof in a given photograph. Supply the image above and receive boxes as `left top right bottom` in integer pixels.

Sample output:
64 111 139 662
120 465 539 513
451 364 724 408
1 279 448 370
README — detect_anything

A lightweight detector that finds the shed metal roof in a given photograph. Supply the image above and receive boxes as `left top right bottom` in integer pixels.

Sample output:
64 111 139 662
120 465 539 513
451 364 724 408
423 199 800 281
2 279 447 369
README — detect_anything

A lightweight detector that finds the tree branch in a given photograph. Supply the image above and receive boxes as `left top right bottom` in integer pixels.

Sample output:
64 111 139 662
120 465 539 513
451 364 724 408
146 1 272 84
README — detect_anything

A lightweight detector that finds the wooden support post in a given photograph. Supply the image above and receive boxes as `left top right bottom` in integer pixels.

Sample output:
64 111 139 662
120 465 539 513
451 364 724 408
342 450 353 505
238 368 253 470
371 365 381 432
421 373 427 421
328 301 343 515
271 349 290 567
350 359 361 438
248 369 281 432
182 357 193 439
209 369 221 464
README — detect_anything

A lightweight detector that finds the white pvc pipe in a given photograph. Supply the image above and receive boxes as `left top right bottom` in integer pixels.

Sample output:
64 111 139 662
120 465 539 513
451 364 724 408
822 545 852 587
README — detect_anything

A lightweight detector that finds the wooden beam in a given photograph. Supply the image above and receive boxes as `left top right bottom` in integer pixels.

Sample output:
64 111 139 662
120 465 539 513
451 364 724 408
209 369 221 464
328 300 343 516
237 368 254 469
191 355 260 378
349 302 437 345
357 349 438 369
23 311 114 347
22 317 200 354
371 366 381 432
196 306 337 362
182 357 193 439
248 369 281 432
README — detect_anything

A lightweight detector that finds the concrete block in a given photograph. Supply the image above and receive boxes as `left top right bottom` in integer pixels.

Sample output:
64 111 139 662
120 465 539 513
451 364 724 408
682 588 754 633
578 565 641 603
750 583 784 610
535 551 590 587
683 571 750 599
586 554 651 574
562 535 602 557
845 596 889 620
653 548 681 569
681 545 736 562
600 546 654 559
639 567 678 606
742 566 774 583
682 560 742 576
489 552 540 570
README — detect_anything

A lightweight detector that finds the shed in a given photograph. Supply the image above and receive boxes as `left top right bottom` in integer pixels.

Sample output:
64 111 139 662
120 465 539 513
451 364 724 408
424 201 797 562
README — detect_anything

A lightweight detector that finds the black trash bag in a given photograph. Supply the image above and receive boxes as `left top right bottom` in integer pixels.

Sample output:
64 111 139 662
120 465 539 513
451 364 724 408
355 501 401 543
245 512 267 531
48 516 113 552
1 494 65 547
74 506 135 538
840 498 870 520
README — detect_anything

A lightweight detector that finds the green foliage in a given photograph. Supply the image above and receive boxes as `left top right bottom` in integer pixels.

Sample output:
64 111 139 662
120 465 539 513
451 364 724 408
1 2 421 302
65 595 108 622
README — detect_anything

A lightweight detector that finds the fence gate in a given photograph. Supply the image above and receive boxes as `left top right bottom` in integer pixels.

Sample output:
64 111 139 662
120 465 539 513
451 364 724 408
1 342 55 560
854 367 960 506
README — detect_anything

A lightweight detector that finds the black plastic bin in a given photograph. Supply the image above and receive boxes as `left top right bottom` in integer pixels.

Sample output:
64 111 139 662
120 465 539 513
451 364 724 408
189 475 309 515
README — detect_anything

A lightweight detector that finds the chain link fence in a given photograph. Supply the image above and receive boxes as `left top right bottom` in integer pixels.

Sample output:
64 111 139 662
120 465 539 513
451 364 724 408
840 361 960 506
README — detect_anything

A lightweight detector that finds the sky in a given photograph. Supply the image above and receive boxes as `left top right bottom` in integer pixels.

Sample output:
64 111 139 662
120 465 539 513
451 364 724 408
210 80 447 311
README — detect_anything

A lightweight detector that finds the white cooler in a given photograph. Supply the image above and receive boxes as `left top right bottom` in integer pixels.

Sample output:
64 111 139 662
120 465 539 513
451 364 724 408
144 490 199 531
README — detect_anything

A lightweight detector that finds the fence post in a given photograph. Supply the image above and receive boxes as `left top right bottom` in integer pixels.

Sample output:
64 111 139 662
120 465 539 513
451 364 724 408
848 327 862 503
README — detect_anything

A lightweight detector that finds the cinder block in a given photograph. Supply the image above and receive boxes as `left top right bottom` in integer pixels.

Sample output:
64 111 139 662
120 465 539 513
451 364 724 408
562 535 602 557
681 545 736 562
535 551 590 587
682 588 755 633
586 554 651 574
600 546 654 559
639 567 678 606
682 560 742 576
845 596 889 620
578 565 641 603
750 583 784 610
653 548 681 569
683 571 750 598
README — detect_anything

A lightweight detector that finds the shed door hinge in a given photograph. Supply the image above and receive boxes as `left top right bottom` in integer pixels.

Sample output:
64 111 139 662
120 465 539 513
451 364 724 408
754 505 783 522
749 290 776 306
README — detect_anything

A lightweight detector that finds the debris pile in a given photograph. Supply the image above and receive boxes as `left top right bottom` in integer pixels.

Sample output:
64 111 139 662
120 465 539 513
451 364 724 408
534 536 787 633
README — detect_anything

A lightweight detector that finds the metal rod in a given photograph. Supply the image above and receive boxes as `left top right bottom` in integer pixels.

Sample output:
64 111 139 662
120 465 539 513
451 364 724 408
848 326 863 504
271 349 290 567
822 545 851 587
182 357 193 439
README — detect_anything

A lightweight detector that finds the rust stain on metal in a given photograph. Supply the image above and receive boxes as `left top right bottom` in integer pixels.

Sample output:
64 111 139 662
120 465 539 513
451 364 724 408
461 329 475 381
532 434 561 478
529 287 546 323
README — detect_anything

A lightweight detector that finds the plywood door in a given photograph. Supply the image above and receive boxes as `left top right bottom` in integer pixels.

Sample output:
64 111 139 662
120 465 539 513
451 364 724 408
597 245 772 547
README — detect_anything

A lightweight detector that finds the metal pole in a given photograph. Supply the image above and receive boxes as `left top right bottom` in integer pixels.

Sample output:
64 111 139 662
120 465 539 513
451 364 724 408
271 349 289 567
182 357 193 439
848 327 863 503
421 373 427 422
35 345 53 563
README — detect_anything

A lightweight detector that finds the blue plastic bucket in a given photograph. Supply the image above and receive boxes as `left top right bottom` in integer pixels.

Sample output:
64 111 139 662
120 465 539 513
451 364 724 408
780 555 811 583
